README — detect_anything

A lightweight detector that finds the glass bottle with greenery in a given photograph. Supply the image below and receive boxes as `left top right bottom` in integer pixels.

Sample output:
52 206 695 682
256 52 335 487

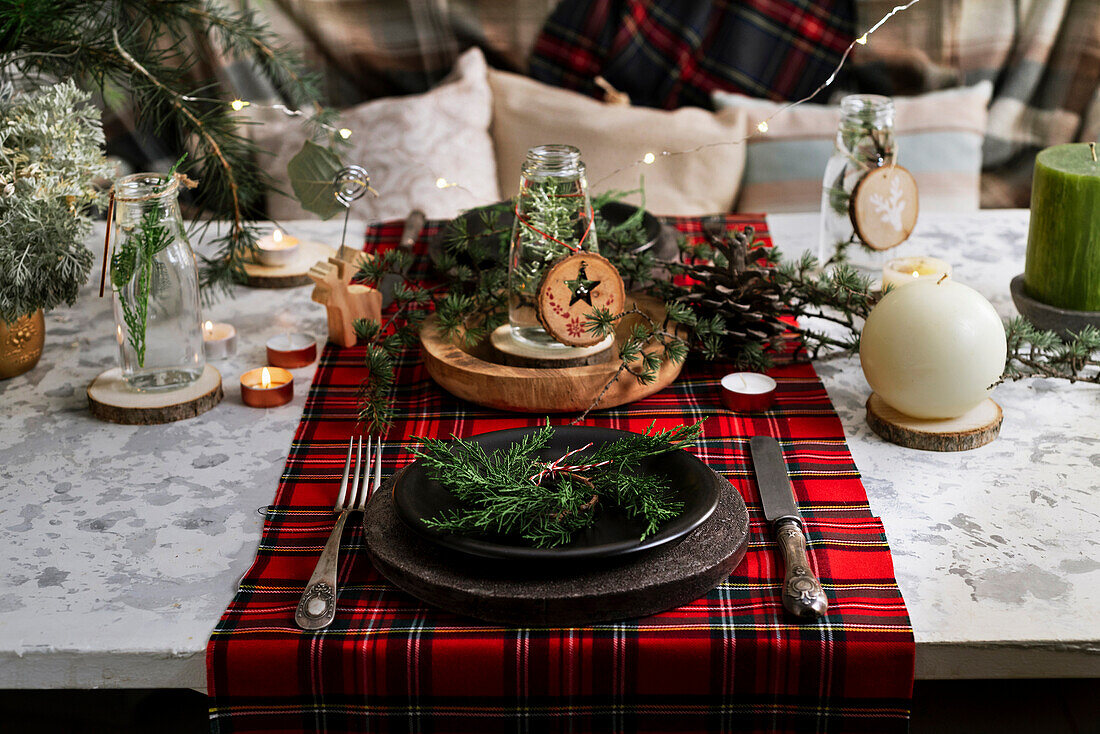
508 145 599 349
110 172 205 391
819 95 897 269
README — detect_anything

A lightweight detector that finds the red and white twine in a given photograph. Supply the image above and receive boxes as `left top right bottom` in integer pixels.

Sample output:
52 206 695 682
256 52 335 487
528 443 612 485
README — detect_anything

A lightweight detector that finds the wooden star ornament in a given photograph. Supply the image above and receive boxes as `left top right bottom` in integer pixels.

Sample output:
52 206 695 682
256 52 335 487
536 251 625 347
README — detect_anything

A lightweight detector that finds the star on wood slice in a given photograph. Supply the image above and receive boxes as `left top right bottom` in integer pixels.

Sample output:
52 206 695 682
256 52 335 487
308 245 382 347
536 251 625 347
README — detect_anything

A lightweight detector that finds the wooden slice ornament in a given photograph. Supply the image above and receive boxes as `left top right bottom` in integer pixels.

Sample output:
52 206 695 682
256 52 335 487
850 165 920 251
88 364 223 425
536 252 625 347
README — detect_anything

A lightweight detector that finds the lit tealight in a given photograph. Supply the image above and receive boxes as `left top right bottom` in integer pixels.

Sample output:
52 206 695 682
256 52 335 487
202 320 237 360
882 256 952 291
240 366 294 408
255 228 301 267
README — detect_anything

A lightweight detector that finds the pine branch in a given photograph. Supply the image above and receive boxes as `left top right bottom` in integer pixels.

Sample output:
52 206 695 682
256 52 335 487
0 0 328 300
999 318 1100 385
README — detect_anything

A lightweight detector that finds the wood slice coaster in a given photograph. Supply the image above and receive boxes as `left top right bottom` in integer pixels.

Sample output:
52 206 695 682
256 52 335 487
420 295 684 413
850 165 919 251
241 240 336 288
866 393 1002 452
489 324 614 368
363 471 750 626
88 364 223 425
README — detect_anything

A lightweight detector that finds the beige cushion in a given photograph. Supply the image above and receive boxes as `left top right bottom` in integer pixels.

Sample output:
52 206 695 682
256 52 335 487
488 69 747 216
713 82 992 214
252 47 500 222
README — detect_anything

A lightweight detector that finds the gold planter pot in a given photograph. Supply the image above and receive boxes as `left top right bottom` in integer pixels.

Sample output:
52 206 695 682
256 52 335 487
0 309 45 379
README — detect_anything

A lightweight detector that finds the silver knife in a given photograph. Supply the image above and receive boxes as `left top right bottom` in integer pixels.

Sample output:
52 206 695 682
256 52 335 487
749 436 828 619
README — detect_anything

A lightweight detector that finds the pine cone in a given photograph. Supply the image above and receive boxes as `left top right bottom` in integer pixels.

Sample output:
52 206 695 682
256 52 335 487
673 224 793 362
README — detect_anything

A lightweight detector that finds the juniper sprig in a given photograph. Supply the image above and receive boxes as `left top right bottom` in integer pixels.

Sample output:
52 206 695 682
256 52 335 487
412 421 703 548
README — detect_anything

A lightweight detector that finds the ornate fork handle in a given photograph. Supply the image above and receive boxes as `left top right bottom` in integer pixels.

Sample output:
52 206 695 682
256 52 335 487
295 510 352 629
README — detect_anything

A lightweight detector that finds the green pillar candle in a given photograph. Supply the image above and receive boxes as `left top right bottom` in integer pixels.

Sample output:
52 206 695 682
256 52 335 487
1024 143 1100 311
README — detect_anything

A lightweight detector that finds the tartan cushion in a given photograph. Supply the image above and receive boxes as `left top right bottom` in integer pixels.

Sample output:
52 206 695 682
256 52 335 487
529 0 858 110
206 215 914 734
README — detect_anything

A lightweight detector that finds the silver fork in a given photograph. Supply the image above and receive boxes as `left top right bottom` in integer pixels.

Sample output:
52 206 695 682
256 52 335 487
295 435 383 629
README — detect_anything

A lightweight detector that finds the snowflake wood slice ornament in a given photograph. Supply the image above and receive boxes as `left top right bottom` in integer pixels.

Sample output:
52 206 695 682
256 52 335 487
850 165 920 251
536 252 625 347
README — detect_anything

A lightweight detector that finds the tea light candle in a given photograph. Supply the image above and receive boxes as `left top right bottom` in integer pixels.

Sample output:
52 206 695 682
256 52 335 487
860 278 1006 419
255 228 300 267
719 372 777 412
266 333 317 369
202 320 237 360
240 366 293 408
882 256 952 291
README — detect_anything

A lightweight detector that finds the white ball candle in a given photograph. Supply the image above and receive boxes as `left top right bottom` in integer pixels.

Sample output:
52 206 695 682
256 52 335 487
860 278 1006 419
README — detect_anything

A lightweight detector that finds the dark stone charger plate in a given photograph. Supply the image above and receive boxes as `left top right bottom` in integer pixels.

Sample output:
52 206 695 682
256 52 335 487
363 470 749 626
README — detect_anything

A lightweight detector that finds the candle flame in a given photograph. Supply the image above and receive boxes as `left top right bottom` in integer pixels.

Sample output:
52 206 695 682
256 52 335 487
273 229 283 244
204 320 213 335
911 271 920 278
261 367 272 389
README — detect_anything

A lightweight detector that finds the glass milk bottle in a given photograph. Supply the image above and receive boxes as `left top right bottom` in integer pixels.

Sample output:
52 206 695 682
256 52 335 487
110 172 205 391
508 144 599 350
819 95 897 270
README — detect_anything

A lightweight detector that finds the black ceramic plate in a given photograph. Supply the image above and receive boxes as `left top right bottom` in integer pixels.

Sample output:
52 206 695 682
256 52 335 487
391 425 721 562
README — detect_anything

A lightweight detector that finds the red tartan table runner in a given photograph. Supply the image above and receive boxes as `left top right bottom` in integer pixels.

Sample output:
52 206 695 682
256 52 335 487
207 215 914 734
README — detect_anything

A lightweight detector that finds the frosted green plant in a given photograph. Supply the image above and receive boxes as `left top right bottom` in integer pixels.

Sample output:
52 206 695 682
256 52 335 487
0 80 112 323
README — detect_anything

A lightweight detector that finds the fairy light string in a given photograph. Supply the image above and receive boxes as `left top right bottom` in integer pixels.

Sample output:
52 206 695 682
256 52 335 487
201 0 922 203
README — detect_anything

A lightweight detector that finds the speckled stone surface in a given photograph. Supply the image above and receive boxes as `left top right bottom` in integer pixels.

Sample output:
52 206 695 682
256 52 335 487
0 221 350 689
1 212 1097 692
771 211 1100 679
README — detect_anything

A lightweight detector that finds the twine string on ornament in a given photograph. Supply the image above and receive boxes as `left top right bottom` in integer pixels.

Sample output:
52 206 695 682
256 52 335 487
528 442 613 485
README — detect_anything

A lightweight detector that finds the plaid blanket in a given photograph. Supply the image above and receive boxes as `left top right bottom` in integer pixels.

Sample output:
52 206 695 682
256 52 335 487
529 0 858 109
206 215 914 733
848 0 1100 208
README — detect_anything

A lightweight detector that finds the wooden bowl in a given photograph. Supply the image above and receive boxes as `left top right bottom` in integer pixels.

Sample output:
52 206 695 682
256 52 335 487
420 295 684 413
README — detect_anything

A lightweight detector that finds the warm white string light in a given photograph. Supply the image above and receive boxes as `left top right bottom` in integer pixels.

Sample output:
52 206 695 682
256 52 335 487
589 0 923 188
186 0 922 204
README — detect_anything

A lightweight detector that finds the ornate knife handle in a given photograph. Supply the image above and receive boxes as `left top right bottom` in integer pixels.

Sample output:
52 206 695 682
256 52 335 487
775 519 828 619
294 510 351 630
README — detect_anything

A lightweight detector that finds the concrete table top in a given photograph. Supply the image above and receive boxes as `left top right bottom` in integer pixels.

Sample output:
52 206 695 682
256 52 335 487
0 212 1097 691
